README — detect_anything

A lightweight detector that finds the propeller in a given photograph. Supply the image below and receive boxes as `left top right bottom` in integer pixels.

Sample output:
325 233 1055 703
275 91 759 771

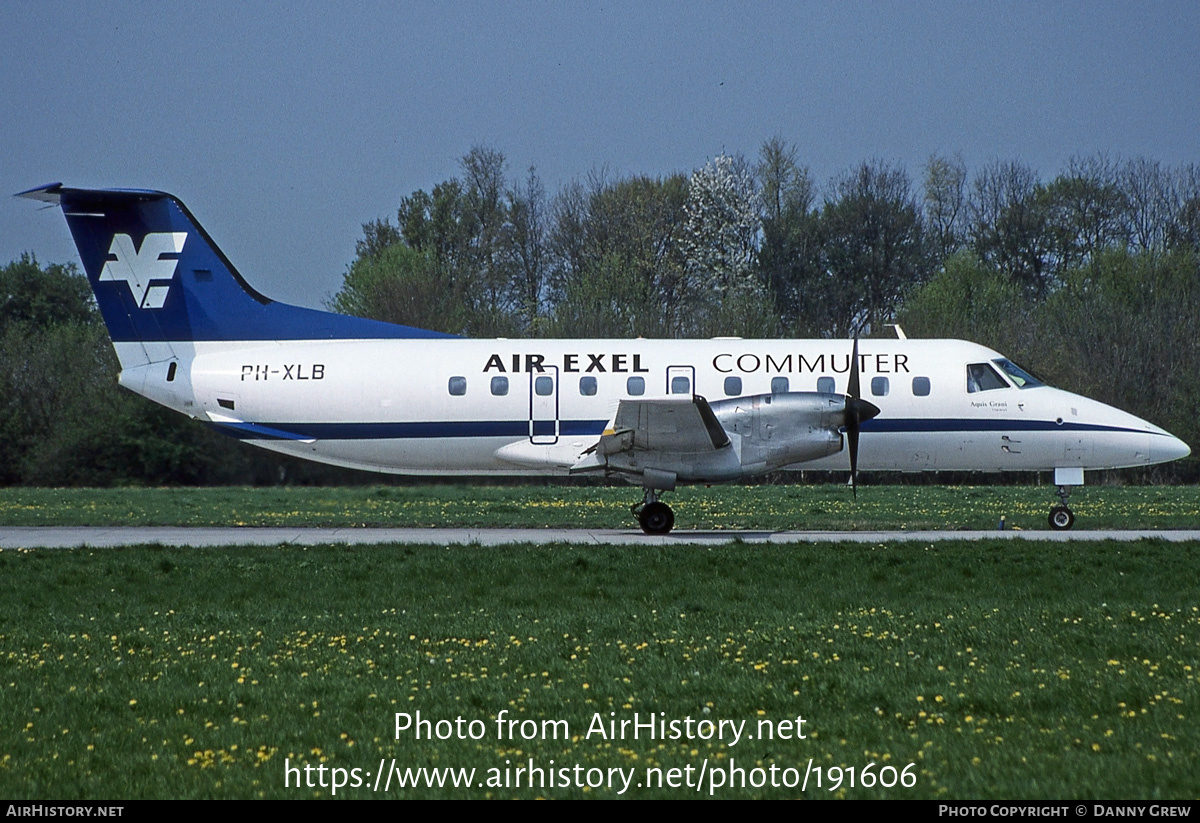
844 336 881 497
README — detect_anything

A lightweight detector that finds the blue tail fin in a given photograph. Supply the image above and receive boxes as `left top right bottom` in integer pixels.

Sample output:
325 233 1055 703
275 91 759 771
18 183 454 345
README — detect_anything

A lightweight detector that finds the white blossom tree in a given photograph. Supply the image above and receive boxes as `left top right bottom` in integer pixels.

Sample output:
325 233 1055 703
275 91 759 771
681 154 762 297
678 154 778 336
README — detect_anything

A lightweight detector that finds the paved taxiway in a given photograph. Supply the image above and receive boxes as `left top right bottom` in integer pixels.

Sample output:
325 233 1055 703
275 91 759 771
3 527 1200 549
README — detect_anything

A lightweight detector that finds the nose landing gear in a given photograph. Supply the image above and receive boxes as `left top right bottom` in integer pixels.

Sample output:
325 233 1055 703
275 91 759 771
1048 485 1075 530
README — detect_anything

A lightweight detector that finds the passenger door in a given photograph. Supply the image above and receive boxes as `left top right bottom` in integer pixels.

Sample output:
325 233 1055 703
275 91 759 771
666 365 695 397
529 366 559 444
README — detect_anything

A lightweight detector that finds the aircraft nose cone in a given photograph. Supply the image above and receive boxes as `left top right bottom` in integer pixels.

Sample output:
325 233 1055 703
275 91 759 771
1153 433 1191 464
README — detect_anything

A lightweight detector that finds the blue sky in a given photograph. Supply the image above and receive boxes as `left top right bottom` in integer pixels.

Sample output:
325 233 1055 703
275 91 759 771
3 1 1197 307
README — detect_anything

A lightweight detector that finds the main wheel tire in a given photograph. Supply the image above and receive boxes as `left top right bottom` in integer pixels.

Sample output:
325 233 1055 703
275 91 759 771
1048 505 1075 531
639 501 675 535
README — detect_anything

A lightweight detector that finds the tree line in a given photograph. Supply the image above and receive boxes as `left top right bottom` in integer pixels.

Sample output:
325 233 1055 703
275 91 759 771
335 143 1199 342
2 141 1197 484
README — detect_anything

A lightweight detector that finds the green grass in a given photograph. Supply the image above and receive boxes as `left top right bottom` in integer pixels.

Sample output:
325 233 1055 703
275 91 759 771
2 483 1200 530
1 540 1197 798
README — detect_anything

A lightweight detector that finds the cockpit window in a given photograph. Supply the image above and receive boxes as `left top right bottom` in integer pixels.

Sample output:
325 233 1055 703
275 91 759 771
992 358 1045 389
966 363 1008 393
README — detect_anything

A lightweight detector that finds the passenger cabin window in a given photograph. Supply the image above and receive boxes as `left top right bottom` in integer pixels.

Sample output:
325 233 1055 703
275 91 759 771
723 376 742 396
627 376 646 396
967 363 1008 393
871 376 889 397
448 376 467 396
670 376 690 395
771 376 789 394
490 376 509 396
535 375 554 396
579 376 597 396
912 376 931 397
816 376 834 394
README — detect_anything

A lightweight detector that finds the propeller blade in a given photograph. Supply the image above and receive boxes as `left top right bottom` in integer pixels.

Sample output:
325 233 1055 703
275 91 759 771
848 336 861 402
847 421 860 498
843 337 879 497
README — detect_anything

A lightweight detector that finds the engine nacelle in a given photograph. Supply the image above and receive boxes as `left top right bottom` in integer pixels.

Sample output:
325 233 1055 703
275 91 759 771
709 392 846 474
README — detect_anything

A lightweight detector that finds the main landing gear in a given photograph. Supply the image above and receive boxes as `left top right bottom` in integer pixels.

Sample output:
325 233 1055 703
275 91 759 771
1048 485 1075 530
633 488 675 535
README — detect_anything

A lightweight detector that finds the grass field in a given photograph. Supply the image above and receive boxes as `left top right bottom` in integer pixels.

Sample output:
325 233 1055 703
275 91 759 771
3 482 1200 530
2 535 1198 799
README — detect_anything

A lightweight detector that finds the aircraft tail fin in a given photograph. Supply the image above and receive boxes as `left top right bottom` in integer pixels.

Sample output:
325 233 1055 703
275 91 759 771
17 183 453 362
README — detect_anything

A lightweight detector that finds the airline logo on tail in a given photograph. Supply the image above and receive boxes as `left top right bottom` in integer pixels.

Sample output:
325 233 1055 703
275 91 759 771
98 232 187 309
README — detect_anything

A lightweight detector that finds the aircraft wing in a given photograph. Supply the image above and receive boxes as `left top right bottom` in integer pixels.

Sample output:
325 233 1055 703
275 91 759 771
596 395 731 455
570 395 741 484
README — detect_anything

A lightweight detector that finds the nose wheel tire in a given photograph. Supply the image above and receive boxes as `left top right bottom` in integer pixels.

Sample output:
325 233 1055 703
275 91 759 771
639 501 675 535
1048 505 1075 531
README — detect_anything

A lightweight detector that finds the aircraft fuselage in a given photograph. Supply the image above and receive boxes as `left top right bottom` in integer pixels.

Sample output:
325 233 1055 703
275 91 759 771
120 337 1185 479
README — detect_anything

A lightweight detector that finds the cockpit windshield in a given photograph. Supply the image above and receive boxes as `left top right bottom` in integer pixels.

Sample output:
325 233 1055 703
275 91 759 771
967 363 1008 393
992 358 1045 389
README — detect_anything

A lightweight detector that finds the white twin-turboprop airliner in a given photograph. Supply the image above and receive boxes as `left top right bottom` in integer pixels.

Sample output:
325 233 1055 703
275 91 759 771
20 183 1190 533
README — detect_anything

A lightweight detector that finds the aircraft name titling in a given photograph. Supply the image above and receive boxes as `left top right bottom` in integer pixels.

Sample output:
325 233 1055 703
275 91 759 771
713 352 910 375
483 353 650 374
481 351 912 375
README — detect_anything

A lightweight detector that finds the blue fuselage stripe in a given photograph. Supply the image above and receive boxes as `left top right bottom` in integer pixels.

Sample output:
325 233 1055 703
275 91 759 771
860 419 1142 435
207 417 1151 442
